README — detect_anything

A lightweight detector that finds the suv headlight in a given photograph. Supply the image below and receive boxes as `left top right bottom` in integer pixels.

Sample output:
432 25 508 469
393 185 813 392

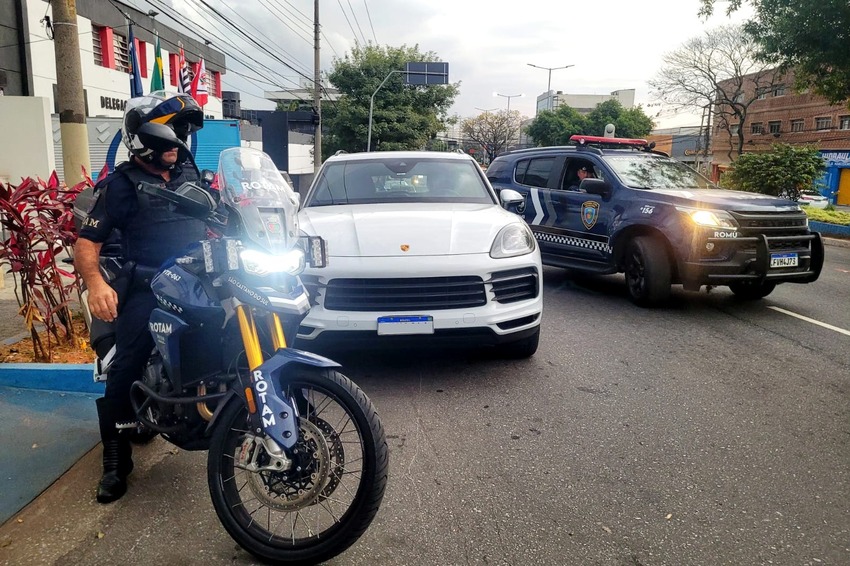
490 223 536 258
240 248 305 276
676 207 738 229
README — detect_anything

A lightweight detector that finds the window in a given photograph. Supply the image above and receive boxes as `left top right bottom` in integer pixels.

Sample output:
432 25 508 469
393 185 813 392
840 116 850 130
768 121 781 134
751 122 764 135
92 25 103 66
772 84 786 97
815 117 832 130
756 89 768 100
113 33 129 73
514 157 555 188
730 124 739 135
791 119 804 132
138 40 148 78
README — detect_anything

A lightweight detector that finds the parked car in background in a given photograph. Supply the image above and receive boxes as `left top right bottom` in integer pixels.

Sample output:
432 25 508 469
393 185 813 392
296 151 542 358
798 190 829 209
487 135 824 305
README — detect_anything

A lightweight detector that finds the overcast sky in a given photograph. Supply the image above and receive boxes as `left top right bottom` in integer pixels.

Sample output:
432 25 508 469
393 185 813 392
148 0 754 129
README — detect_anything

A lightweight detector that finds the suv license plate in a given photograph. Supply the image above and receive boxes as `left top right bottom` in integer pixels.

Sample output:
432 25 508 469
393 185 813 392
377 315 434 335
770 253 798 268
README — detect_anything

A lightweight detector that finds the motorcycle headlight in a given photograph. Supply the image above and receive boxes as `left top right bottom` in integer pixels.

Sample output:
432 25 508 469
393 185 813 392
490 223 536 259
240 248 305 276
676 207 738 229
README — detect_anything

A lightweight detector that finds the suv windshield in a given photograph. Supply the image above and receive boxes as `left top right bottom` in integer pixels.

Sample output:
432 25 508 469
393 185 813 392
603 154 715 190
305 158 494 206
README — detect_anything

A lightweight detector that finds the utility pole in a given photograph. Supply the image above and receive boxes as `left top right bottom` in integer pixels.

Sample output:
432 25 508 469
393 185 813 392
52 0 90 185
313 0 321 173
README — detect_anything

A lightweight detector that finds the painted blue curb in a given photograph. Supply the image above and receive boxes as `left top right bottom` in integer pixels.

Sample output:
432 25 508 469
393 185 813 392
0 363 104 394
811 221 850 237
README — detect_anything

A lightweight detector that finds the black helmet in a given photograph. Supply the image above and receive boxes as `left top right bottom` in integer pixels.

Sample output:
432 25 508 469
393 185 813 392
122 92 204 163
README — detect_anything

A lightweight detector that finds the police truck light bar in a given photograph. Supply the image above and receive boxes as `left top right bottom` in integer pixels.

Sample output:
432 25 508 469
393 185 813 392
570 135 650 147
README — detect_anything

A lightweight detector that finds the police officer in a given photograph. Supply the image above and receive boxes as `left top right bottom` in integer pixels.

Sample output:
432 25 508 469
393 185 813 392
74 92 206 504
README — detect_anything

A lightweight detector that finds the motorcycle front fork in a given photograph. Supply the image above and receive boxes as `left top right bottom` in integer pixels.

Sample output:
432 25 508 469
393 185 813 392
233 304 294 471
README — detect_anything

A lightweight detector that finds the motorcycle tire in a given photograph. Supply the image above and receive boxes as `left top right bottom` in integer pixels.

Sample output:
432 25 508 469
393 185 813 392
207 366 388 565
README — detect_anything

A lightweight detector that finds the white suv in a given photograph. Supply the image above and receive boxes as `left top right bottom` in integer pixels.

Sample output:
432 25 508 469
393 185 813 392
295 151 543 358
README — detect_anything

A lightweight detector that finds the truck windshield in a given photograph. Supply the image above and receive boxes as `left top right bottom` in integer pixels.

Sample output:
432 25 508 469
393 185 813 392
603 155 715 190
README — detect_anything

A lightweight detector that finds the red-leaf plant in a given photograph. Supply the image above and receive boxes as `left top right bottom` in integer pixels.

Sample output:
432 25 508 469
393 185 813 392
0 171 90 361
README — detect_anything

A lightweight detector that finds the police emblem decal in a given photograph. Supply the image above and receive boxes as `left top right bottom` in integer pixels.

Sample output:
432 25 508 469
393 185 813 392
581 201 600 229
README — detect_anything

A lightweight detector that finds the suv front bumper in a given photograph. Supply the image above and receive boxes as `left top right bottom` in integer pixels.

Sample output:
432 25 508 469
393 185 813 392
681 232 824 287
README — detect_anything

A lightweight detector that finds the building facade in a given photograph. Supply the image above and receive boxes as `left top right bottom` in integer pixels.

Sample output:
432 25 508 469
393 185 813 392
711 69 850 204
536 88 635 115
0 0 225 118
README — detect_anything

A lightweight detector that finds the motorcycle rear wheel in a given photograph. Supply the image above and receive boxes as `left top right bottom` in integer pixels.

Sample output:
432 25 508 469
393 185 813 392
207 367 388 565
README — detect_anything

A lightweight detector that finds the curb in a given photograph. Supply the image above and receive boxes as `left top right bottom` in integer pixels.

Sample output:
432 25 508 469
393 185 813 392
0 363 103 394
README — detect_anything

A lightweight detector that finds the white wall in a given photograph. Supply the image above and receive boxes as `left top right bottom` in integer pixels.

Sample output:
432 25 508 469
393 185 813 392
0 96 55 183
25 0 222 119
288 143 314 174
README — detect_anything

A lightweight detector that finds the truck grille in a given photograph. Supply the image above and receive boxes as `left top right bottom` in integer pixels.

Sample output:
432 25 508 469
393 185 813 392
490 267 539 304
323 276 486 312
729 210 811 251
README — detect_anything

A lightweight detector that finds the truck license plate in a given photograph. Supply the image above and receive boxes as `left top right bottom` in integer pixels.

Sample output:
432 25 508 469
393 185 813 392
770 253 798 268
377 315 434 335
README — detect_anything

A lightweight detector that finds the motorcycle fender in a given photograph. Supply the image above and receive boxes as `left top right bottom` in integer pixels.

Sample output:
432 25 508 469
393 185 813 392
248 348 342 450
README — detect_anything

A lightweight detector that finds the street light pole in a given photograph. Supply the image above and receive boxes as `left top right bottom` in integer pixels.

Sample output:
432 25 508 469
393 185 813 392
367 69 402 152
527 63 574 111
493 92 524 111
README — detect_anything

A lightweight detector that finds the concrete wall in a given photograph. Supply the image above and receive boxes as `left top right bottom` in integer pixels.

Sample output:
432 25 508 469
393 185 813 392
0 96 55 183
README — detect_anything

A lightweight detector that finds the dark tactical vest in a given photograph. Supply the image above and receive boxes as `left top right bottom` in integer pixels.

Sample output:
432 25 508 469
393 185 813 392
113 162 208 267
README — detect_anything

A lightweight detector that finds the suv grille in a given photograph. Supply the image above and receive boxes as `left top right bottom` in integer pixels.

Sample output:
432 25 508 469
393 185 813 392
490 267 539 303
324 276 486 312
729 210 812 251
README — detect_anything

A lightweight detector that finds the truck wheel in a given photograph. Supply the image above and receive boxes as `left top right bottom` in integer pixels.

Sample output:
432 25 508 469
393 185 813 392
729 281 776 300
624 236 671 307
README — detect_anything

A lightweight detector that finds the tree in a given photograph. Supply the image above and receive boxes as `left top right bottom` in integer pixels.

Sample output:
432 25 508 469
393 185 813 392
720 143 825 197
649 25 781 158
525 106 588 146
585 100 654 139
460 110 525 162
322 44 459 158
699 1 850 106
525 101 653 147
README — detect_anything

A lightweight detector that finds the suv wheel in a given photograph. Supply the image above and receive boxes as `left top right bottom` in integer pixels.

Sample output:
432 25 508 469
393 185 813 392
624 236 671 307
729 280 776 300
500 326 540 359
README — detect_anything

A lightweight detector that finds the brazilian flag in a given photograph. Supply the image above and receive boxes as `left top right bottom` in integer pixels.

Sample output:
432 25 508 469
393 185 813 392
150 36 164 92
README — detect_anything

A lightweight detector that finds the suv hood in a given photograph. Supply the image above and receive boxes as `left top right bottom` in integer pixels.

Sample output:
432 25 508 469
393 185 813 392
299 203 514 257
650 188 801 212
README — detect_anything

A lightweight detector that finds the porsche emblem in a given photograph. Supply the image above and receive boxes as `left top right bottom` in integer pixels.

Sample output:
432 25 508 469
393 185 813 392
400 244 410 252
581 201 600 229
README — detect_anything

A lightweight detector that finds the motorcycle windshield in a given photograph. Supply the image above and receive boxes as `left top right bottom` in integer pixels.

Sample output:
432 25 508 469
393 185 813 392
217 147 300 253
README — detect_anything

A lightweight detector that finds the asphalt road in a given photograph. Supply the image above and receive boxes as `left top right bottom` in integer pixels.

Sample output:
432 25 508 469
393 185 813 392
1 246 848 566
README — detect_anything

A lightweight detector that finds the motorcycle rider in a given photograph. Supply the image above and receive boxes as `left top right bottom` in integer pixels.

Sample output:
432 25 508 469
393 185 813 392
74 92 207 504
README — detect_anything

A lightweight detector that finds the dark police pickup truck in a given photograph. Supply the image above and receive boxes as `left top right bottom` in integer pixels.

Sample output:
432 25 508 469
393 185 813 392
486 135 824 306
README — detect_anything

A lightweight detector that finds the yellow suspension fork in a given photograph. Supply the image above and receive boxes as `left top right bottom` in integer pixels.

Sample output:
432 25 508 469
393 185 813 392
236 304 288 419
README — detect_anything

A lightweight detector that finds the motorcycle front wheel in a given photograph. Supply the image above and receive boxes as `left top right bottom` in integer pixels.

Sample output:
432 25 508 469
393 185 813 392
207 367 388 565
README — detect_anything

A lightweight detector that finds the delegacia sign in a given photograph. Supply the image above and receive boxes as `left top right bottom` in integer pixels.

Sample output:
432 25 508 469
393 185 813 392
100 96 127 111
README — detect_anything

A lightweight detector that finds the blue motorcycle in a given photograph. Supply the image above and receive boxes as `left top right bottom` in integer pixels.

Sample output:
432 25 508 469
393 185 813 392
86 143 387 565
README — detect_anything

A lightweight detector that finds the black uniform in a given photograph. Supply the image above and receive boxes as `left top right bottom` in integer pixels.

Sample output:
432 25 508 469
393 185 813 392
79 161 207 416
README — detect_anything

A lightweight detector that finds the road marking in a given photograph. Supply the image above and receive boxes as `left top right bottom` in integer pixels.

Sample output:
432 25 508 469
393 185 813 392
768 306 850 337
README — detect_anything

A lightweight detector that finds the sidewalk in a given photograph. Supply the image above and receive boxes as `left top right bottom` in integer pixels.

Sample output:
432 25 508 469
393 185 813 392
0 272 100 526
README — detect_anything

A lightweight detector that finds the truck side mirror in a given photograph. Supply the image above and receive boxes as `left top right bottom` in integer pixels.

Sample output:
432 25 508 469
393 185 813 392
581 178 611 199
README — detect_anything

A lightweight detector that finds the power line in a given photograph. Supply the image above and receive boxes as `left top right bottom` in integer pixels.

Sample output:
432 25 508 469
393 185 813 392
345 0 368 44
336 0 360 43
362 0 378 44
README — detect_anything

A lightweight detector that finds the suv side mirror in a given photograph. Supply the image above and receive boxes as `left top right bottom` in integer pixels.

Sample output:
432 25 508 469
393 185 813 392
581 178 611 198
499 188 524 211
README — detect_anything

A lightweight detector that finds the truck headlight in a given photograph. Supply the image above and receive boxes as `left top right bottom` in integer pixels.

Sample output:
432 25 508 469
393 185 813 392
491 223 536 258
677 207 738 229
240 249 305 276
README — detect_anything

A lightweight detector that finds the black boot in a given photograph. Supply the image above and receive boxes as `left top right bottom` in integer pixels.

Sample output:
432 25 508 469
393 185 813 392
95 398 134 504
